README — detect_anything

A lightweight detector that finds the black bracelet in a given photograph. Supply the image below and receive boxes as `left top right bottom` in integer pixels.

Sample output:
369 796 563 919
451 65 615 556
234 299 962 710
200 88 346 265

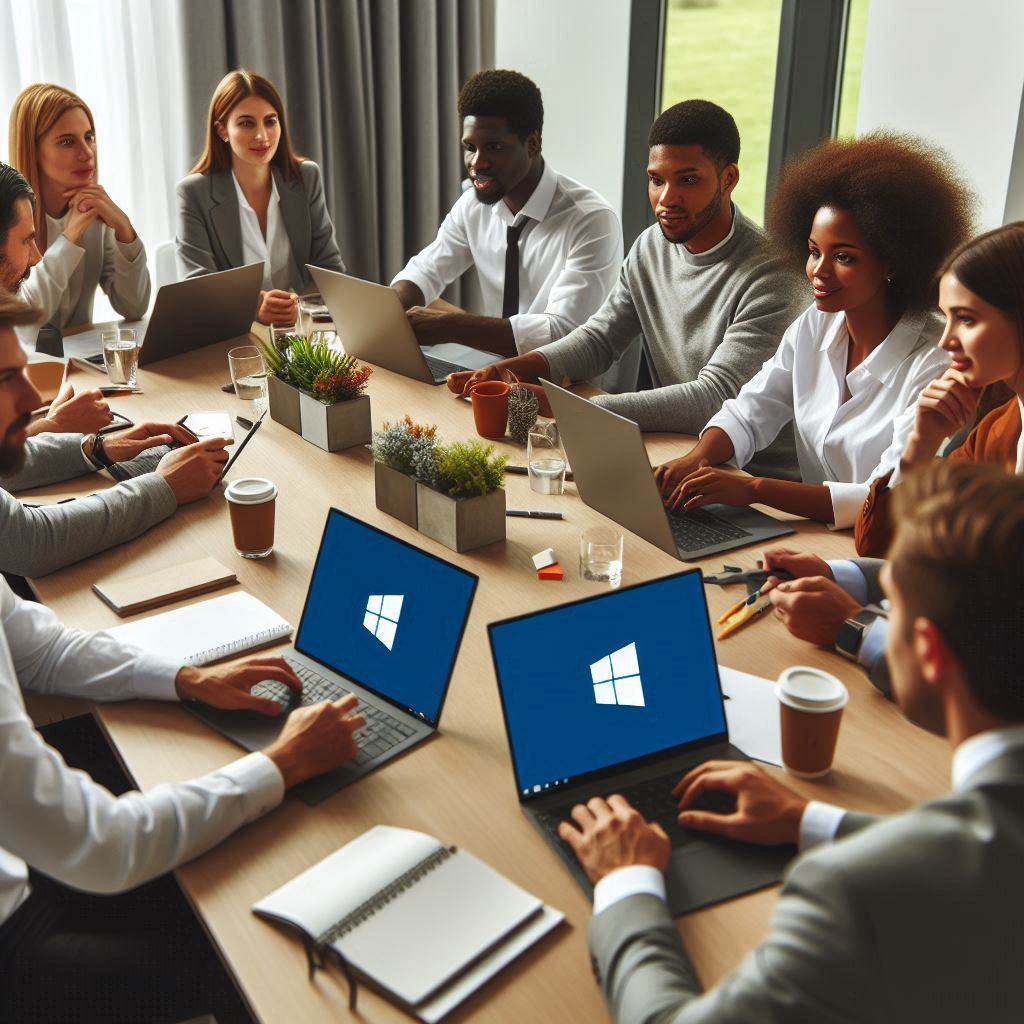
89 432 115 469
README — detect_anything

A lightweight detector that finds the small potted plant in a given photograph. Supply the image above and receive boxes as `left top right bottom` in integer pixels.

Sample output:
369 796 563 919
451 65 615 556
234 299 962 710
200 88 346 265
416 439 508 553
371 416 439 528
263 334 372 451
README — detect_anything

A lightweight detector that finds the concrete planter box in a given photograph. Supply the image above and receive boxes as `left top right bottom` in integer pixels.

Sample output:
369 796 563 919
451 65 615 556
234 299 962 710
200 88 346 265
298 392 372 452
416 484 505 553
374 461 418 528
267 374 301 433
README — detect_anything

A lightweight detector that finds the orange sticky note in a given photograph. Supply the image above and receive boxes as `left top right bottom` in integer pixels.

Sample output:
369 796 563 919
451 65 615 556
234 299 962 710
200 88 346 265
538 563 564 580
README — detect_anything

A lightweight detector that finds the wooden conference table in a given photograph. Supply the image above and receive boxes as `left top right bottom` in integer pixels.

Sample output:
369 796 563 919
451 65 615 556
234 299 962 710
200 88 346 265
24 333 949 1023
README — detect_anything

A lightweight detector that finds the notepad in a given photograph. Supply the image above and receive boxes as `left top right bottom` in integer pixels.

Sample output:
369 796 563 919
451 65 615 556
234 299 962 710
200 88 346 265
253 825 563 1022
105 591 292 664
92 556 237 616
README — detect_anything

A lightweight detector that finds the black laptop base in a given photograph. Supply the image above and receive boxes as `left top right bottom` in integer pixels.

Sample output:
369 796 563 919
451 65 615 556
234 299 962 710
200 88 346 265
525 742 794 916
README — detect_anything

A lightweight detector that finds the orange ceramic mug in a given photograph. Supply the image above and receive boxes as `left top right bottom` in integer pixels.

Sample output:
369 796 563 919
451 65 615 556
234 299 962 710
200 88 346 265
468 379 511 438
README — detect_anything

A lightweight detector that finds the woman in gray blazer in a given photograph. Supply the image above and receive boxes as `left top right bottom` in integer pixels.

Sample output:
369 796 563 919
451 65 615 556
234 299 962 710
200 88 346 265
176 69 345 326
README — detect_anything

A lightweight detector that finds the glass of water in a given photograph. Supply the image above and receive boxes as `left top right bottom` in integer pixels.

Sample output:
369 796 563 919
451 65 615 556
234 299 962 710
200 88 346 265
228 345 268 417
527 420 566 495
101 328 140 387
579 526 624 587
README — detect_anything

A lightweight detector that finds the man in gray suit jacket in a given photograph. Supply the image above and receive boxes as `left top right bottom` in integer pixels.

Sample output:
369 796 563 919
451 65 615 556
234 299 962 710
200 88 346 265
560 460 1024 1023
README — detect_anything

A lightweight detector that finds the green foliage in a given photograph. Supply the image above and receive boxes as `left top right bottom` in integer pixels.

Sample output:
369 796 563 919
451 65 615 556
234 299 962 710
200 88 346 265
372 416 438 477
260 333 371 403
433 440 507 498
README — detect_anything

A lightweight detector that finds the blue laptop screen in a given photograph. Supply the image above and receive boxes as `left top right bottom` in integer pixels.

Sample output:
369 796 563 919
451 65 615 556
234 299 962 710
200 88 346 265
488 570 726 797
296 509 478 725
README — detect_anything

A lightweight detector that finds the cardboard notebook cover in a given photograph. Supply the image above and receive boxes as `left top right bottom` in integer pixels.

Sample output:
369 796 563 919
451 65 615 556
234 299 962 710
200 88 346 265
92 557 237 616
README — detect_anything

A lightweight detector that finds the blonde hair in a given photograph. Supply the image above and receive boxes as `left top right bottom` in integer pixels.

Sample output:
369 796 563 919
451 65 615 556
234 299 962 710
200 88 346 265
190 69 303 179
8 83 96 250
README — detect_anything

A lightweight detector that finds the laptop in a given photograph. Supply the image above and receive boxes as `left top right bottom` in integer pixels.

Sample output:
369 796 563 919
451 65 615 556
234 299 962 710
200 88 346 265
307 266 496 385
487 568 792 915
542 379 794 561
55 263 265 368
189 508 478 804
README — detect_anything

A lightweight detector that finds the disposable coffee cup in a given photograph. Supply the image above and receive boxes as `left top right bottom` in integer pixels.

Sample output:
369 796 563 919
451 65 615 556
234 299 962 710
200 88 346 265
775 666 848 779
225 478 277 559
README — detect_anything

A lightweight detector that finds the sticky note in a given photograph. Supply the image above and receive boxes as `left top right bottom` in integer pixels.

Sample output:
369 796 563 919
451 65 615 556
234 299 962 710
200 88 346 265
538 563 564 581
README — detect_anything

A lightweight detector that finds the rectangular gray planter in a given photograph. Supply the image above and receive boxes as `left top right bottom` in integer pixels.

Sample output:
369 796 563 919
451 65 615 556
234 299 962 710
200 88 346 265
416 484 505 553
267 374 301 434
374 461 418 528
298 392 372 452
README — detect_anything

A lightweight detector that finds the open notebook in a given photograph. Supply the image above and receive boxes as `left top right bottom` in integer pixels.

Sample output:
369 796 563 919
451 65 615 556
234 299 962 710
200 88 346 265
253 825 563 1022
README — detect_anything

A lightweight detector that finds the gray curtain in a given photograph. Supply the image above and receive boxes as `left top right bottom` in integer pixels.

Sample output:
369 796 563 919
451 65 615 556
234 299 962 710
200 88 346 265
177 0 494 292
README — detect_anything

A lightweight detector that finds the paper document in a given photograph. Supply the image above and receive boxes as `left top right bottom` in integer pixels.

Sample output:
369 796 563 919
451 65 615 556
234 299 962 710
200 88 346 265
720 665 782 766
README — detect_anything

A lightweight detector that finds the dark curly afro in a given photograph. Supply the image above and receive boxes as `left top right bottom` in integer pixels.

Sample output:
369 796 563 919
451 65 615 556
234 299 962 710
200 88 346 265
457 69 543 142
767 132 975 315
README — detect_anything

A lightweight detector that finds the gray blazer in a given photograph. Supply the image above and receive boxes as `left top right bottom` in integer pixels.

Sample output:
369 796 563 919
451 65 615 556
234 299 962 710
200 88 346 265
0 434 175 578
851 557 890 697
589 745 1024 1022
174 161 344 292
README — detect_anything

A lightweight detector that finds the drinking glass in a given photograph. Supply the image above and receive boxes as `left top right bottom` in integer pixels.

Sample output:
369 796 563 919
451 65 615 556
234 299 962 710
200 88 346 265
579 526 624 587
298 293 331 339
527 420 566 495
228 346 268 418
101 328 140 387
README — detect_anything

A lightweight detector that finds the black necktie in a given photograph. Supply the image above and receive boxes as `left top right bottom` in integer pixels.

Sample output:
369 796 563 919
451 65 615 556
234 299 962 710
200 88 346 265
502 219 528 319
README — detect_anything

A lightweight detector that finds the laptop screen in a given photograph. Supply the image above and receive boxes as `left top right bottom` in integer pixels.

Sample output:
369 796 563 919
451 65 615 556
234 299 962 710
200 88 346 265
296 509 478 725
488 569 727 799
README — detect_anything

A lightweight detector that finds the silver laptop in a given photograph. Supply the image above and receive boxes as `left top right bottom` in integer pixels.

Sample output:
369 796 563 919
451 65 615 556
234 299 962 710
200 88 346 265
307 266 495 385
542 379 794 561
188 508 478 805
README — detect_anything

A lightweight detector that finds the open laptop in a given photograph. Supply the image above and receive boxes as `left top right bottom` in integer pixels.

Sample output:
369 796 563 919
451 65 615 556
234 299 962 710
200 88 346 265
542 379 794 561
189 507 478 804
308 266 495 385
56 263 265 368
488 568 792 915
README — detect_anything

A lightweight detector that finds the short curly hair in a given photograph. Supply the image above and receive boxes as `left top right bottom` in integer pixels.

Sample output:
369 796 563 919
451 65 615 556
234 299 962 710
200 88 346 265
457 69 543 141
767 132 975 315
648 100 740 168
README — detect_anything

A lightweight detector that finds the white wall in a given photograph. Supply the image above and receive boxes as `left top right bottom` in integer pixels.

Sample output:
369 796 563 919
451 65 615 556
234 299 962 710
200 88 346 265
856 0 1024 230
494 0 631 220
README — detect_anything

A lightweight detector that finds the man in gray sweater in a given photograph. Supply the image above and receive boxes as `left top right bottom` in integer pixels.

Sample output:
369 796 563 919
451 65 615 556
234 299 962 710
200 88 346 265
448 101 807 479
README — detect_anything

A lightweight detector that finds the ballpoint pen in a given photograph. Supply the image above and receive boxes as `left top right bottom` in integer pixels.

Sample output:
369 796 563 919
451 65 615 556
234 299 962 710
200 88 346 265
716 586 774 640
506 510 564 519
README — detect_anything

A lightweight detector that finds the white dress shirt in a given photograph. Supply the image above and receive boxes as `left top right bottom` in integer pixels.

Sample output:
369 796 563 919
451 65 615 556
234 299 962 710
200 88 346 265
703 305 948 527
594 726 1024 912
392 161 622 354
233 172 293 292
0 582 284 926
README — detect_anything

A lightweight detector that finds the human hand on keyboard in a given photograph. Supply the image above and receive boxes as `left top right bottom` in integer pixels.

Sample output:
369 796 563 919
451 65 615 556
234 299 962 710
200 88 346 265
673 761 806 846
665 465 756 514
175 655 302 714
98 420 199 464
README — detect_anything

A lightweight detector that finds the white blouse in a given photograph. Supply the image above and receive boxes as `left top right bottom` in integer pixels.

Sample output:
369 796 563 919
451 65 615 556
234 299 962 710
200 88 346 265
704 305 949 527
233 171 293 292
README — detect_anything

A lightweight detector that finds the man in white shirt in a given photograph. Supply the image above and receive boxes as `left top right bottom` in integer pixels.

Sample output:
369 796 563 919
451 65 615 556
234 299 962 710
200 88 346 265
560 460 1024 1022
0 290 367 1023
391 69 622 358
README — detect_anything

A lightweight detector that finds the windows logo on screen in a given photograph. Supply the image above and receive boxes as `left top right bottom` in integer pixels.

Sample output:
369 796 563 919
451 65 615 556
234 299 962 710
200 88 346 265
363 595 404 651
590 643 645 707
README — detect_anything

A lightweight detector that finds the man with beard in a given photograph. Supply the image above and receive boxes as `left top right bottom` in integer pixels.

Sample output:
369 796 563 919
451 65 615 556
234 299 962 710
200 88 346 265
391 69 622 358
0 164 232 578
449 101 806 479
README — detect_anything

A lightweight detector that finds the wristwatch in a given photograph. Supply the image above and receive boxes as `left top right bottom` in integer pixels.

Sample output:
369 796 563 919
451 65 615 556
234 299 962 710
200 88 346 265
87 432 115 470
835 607 883 662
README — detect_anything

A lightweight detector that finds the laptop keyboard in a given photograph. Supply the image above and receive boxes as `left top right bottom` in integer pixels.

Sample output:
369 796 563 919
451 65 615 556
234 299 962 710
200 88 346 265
423 353 464 381
251 657 417 767
668 508 751 551
106 444 173 481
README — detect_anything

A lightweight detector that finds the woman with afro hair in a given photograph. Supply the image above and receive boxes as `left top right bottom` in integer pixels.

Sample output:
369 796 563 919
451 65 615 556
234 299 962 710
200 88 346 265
653 131 974 528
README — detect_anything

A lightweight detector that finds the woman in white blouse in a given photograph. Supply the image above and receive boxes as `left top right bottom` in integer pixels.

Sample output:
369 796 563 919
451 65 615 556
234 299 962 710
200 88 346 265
176 69 345 326
654 132 974 528
8 84 150 340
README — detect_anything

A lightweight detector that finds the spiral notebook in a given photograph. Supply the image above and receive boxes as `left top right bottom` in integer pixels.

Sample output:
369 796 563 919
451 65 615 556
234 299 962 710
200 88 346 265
105 591 292 664
253 825 564 1022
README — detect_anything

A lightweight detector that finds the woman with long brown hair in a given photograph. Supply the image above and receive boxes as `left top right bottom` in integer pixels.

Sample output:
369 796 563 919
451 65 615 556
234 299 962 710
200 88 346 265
8 83 150 341
176 69 344 326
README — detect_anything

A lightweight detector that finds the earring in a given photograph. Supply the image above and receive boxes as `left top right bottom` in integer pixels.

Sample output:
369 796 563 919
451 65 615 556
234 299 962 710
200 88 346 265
886 275 893 283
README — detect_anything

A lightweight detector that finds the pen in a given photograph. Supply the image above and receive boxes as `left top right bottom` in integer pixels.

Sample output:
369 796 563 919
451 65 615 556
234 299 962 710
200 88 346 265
506 464 574 481
716 599 772 641
98 386 143 396
506 510 564 519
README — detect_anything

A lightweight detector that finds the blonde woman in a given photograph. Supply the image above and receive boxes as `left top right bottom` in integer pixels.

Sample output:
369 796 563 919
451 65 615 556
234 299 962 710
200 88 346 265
8 83 150 342
176 69 344 326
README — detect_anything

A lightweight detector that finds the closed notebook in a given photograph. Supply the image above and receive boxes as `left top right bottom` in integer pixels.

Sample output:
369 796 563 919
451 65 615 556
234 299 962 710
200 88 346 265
106 591 291 664
253 825 563 1022
92 556 237 616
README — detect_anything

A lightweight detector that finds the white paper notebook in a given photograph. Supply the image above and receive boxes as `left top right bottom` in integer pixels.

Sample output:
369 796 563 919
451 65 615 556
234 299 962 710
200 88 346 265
253 825 563 1021
105 591 292 665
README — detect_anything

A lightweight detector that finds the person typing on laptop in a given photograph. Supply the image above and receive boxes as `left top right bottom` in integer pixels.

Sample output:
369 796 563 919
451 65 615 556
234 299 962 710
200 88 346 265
391 69 622 359
561 460 1024 1023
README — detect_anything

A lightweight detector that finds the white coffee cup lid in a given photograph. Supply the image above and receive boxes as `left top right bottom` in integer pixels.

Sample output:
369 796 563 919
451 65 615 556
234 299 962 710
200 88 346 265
224 477 277 504
775 666 848 713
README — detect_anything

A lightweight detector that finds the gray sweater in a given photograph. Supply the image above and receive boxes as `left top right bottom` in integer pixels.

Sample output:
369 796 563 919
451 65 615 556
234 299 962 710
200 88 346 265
540 207 808 479
0 434 176 578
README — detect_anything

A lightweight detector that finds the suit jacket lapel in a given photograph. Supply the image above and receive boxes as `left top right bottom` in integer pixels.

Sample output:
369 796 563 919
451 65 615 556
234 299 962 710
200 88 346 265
963 746 1024 789
275 166 308 286
209 170 244 269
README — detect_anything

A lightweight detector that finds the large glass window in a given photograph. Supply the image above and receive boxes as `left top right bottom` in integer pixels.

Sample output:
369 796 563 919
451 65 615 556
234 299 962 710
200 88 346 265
836 0 870 137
